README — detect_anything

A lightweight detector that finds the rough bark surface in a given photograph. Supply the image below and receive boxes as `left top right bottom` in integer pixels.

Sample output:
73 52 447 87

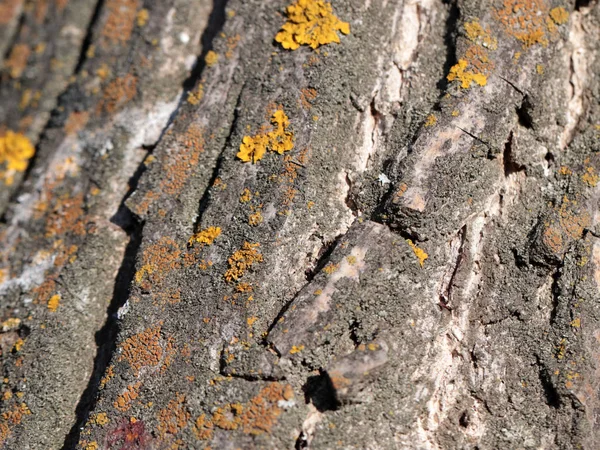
0 0 599 449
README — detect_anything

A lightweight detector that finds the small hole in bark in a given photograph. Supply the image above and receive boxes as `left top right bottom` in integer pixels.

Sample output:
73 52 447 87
459 411 470 427
517 96 534 129
303 370 340 412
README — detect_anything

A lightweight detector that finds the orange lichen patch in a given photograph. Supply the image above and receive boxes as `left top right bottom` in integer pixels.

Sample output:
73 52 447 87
248 210 263 226
447 59 487 88
160 123 205 196
114 382 142 411
119 324 164 375
582 167 598 187
464 45 494 74
157 393 190 437
152 288 181 307
275 0 350 50
549 6 569 24
45 193 86 237
213 403 243 430
84 442 99 450
239 188 252 203
100 74 137 113
100 365 115 389
559 166 572 176
0 130 35 185
542 196 592 254
299 88 317 109
464 20 498 50
329 372 351 390
205 50 218 66
240 383 293 435
224 242 263 282
47 294 60 312
494 0 550 48
193 414 214 440
238 109 294 163
0 403 31 445
247 317 258 327
136 8 149 26
0 0 23 26
424 114 437 127
5 44 30 78
236 282 253 293
188 226 221 247
101 0 139 46
64 111 90 135
407 239 428 267
135 237 181 285
186 84 204 105
33 278 56 306
225 34 241 59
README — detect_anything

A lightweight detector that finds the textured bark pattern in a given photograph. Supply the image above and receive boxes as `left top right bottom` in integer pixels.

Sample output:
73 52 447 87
0 0 599 449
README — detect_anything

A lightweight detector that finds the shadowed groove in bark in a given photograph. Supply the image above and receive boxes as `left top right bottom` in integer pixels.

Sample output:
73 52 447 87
436 0 459 93
73 0 105 75
58 2 234 447
0 6 27 64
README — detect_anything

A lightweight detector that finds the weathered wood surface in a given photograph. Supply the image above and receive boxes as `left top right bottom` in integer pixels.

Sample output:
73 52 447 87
0 0 599 449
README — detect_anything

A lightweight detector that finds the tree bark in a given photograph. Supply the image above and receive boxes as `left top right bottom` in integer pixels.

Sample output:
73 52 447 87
0 0 599 449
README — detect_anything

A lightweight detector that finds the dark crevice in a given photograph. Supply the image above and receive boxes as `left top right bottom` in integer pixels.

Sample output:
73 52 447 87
498 75 526 96
304 234 343 282
439 225 466 309
436 0 459 93
349 318 361 347
575 0 592 10
190 84 243 234
516 96 535 129
303 370 340 412
295 432 309 449
73 0 105 75
502 132 526 177
344 172 359 216
180 0 229 102
549 265 563 325
456 126 492 150
535 356 561 408
1 7 27 65
61 220 144 450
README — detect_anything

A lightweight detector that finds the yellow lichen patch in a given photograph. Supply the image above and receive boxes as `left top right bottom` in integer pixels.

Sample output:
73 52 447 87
188 226 221 247
224 242 263 282
5 44 30 78
237 109 294 163
247 317 258 326
494 0 550 48
549 6 569 24
248 211 263 226
536 64 544 74
0 131 35 185
187 84 204 105
239 188 252 203
582 167 598 187
135 237 181 285
447 59 487 89
47 294 60 312
407 239 428 267
275 0 350 50
205 50 218 66
136 8 149 27
84 442 99 450
464 20 498 50
424 114 437 127
119 323 164 375
290 345 304 354
90 412 109 426
323 262 339 275
0 318 20 332
157 393 190 437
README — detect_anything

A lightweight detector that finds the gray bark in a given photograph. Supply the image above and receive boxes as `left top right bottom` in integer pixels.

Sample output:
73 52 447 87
0 0 599 449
